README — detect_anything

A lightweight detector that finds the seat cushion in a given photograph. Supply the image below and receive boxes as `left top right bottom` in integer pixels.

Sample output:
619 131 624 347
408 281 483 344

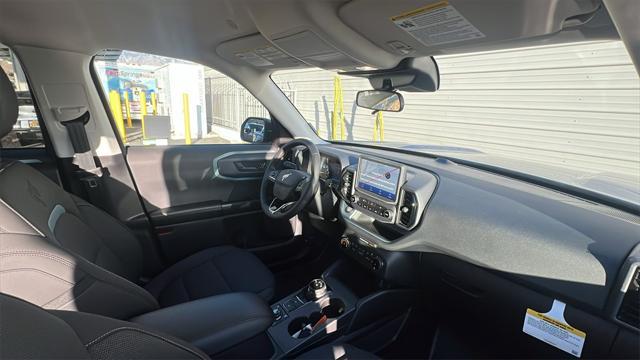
298 344 378 360
145 246 274 307
0 292 208 360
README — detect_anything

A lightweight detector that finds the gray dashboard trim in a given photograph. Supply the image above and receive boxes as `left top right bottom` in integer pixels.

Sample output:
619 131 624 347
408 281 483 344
320 143 640 311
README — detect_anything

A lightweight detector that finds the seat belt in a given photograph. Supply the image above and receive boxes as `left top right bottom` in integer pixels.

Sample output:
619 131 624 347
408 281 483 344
60 111 107 206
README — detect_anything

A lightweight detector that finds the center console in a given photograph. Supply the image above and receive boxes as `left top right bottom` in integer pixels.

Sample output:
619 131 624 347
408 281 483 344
267 155 437 357
268 277 357 356
337 156 437 275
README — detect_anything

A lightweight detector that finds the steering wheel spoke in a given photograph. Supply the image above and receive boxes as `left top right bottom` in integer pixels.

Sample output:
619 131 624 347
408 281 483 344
295 175 310 192
268 198 296 214
267 170 279 182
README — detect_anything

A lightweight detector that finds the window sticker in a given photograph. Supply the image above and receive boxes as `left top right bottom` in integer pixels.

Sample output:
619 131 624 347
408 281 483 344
523 300 586 357
391 1 485 46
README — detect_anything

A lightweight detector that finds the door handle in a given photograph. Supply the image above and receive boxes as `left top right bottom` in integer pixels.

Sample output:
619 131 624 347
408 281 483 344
235 160 267 171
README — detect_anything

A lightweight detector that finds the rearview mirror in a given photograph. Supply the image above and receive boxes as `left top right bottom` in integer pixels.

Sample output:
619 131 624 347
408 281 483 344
356 90 404 112
240 117 272 143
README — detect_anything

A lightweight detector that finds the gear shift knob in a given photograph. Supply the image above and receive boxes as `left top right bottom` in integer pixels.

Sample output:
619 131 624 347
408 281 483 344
305 278 327 300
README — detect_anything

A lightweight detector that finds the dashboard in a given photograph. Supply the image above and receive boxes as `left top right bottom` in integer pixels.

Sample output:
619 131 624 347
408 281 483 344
303 143 639 358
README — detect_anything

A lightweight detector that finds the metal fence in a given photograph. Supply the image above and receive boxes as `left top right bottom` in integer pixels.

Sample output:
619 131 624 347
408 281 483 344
205 73 293 131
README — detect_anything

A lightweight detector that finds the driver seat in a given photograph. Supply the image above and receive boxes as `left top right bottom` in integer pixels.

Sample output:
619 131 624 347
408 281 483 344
0 68 274 319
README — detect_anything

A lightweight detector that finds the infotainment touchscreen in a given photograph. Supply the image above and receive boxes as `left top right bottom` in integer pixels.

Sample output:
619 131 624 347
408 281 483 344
356 158 401 202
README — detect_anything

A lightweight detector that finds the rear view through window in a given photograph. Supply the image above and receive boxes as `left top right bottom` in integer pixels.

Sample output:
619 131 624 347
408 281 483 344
0 46 43 149
93 50 269 146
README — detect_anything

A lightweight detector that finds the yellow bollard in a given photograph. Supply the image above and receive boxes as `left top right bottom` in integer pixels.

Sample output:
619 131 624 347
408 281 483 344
123 92 132 128
373 111 384 141
151 92 158 115
373 116 378 141
140 91 147 139
378 111 384 141
332 75 345 140
183 93 192 145
109 90 126 142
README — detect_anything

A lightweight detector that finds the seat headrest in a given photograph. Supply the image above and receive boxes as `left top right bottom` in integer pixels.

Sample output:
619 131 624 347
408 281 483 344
0 68 19 139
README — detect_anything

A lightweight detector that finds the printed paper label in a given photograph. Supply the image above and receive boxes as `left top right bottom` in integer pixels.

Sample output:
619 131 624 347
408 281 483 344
523 300 586 357
391 1 485 46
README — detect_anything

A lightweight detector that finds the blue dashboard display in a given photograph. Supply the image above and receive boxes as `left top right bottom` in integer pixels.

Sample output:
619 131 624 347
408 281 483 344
357 159 401 202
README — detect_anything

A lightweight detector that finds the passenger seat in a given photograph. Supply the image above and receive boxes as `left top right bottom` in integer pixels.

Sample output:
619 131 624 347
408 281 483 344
0 67 274 320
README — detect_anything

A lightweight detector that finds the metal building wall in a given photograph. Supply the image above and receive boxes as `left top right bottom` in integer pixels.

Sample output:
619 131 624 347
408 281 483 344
272 41 640 179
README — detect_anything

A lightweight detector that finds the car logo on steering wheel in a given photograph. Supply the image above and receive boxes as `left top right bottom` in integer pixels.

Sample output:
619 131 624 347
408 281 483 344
281 173 291 181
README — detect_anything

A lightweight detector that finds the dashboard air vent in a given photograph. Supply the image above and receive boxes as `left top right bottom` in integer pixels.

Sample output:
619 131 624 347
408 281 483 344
340 169 355 201
399 191 416 227
617 267 640 329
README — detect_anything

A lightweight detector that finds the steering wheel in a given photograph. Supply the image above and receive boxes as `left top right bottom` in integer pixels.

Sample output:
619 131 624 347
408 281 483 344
260 138 321 219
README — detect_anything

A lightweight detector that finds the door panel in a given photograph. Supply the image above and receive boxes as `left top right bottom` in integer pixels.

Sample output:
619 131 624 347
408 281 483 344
126 144 296 265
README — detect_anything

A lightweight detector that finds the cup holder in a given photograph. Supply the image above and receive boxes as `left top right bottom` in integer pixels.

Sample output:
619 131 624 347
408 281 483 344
320 298 345 318
288 312 323 339
287 298 346 339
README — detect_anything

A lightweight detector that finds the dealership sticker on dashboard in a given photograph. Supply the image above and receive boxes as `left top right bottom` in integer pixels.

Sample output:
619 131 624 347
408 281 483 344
390 1 485 46
523 300 586 357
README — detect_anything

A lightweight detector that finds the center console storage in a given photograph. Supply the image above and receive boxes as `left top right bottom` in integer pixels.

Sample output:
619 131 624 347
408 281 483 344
268 258 421 357
269 277 357 355
131 292 273 356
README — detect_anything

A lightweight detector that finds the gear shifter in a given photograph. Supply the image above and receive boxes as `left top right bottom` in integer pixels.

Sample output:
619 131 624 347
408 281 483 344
305 278 327 301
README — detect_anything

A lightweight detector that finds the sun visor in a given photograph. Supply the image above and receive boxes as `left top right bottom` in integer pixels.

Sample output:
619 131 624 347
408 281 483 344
339 0 604 56
217 34 306 70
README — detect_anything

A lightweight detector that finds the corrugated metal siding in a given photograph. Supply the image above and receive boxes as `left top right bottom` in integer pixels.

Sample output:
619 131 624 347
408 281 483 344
272 41 640 179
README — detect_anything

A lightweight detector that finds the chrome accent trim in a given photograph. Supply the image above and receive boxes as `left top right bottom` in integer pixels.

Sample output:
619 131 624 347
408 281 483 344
269 199 295 214
211 150 273 181
18 159 44 164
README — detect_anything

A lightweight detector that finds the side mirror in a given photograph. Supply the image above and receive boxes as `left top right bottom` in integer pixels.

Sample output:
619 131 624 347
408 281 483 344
240 117 272 143
356 90 404 112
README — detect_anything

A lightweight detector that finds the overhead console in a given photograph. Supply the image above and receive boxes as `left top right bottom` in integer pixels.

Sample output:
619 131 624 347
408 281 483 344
217 34 306 70
338 156 437 243
218 0 614 71
224 1 402 70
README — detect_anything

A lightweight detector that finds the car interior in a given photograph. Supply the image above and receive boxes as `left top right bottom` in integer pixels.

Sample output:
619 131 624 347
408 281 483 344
0 0 639 359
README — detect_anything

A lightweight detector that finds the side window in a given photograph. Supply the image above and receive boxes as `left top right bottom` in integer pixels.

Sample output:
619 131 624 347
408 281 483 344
93 50 271 146
0 46 44 149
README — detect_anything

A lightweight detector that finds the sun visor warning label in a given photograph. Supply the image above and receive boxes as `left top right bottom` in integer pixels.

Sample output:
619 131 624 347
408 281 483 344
391 1 485 46
523 300 586 357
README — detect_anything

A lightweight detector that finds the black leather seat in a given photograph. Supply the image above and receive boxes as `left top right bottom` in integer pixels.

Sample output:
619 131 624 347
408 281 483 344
0 68 274 319
0 292 376 359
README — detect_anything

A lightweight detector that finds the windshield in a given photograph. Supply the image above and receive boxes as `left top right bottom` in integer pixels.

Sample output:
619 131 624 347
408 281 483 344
272 41 640 204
